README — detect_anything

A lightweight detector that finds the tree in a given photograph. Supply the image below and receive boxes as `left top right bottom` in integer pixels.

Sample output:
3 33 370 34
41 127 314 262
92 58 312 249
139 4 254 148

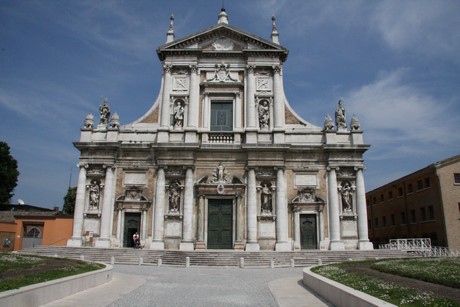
62 187 77 215
0 141 20 204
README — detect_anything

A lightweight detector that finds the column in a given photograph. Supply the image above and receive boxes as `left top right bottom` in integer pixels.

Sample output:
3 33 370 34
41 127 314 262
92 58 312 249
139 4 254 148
293 211 301 250
235 92 242 129
160 65 172 128
116 208 122 244
195 195 206 250
141 209 147 243
273 65 284 128
234 195 245 250
246 168 259 251
180 168 195 250
151 167 166 250
275 168 290 251
246 65 256 128
356 167 374 250
327 166 345 250
95 165 114 248
67 164 87 247
187 65 199 128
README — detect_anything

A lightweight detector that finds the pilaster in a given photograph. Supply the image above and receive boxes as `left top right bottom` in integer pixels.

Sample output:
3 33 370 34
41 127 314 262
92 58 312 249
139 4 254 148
327 166 345 250
67 164 87 247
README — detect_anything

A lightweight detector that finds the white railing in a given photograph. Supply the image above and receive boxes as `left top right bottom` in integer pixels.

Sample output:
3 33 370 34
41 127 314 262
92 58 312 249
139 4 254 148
379 238 459 257
208 132 234 144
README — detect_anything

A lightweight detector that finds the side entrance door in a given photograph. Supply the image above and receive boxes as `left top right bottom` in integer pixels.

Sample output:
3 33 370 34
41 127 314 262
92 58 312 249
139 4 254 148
208 199 233 249
300 214 317 249
124 213 141 247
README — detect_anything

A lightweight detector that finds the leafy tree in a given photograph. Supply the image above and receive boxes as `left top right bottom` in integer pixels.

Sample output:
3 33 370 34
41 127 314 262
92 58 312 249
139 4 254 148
0 141 20 204
62 187 77 215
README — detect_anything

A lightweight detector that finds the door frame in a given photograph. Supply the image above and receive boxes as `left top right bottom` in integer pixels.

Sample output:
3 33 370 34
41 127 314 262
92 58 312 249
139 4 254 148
123 212 141 247
299 213 318 249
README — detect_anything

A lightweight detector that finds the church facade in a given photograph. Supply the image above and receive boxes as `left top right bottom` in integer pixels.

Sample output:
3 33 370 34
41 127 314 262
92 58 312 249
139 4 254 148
67 9 373 251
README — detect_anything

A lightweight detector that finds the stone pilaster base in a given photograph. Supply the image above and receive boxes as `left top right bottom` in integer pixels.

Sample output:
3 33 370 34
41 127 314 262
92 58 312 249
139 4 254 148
275 242 291 251
157 130 169 143
245 242 260 251
67 238 82 247
329 240 345 250
233 242 245 250
150 241 165 250
94 239 111 248
358 240 374 250
179 242 194 251
195 241 206 250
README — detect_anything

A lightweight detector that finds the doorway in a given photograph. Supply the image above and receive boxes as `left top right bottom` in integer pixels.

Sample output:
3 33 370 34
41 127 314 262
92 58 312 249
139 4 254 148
124 213 141 247
300 214 317 249
207 199 233 249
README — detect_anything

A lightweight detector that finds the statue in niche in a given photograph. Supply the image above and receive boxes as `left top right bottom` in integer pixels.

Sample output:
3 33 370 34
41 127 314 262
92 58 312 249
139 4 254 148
99 97 111 126
261 183 272 214
323 114 334 132
169 181 181 212
335 99 347 130
109 113 120 129
341 181 353 211
173 100 184 128
84 113 94 129
258 100 270 128
350 114 361 131
89 180 100 209
212 163 230 183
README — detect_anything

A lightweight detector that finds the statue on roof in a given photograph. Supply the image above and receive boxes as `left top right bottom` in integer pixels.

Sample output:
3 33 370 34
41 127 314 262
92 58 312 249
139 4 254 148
99 97 111 126
350 114 361 131
84 113 94 129
323 114 334 132
335 98 347 130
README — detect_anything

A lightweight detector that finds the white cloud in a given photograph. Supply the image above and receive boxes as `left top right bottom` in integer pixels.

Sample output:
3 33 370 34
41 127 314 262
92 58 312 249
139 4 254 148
346 68 460 154
372 1 460 58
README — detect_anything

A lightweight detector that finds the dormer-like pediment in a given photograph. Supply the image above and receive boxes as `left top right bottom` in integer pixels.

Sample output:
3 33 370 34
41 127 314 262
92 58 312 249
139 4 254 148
157 24 288 61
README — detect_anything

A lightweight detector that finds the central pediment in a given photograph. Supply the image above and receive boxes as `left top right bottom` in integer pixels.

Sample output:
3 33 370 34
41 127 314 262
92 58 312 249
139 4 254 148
157 23 288 61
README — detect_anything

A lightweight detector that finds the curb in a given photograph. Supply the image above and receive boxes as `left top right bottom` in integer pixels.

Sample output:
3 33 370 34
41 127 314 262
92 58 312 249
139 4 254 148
0 263 112 307
302 266 396 307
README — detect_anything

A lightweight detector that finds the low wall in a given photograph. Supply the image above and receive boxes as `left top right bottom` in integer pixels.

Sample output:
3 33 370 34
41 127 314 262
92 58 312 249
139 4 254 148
303 266 396 307
0 263 112 307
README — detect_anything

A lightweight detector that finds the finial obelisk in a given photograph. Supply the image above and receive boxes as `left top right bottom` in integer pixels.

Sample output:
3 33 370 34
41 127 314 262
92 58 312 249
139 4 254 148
166 14 175 43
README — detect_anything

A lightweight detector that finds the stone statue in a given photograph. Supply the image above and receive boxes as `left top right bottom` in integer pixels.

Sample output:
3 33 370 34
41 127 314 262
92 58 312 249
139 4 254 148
169 182 180 212
350 114 361 131
109 112 120 129
99 98 111 126
323 114 334 132
84 113 94 129
212 163 230 183
341 181 353 211
258 101 270 128
335 99 347 130
173 101 184 128
261 183 272 213
89 180 100 209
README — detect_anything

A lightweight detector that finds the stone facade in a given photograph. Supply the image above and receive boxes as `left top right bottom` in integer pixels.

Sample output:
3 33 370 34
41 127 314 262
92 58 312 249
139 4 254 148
67 9 372 251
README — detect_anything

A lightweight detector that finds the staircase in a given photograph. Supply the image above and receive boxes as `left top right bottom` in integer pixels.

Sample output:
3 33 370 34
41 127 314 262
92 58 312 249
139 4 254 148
17 246 413 268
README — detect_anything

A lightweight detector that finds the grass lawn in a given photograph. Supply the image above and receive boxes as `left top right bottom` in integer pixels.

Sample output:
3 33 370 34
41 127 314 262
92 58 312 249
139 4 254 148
0 253 105 292
312 257 460 306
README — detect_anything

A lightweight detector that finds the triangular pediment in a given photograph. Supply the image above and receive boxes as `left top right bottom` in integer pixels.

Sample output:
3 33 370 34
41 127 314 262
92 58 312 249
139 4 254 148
157 23 288 61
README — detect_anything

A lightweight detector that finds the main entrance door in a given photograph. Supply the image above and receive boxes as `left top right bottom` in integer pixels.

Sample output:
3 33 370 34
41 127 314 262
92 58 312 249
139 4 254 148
300 214 317 249
124 213 141 247
208 199 233 249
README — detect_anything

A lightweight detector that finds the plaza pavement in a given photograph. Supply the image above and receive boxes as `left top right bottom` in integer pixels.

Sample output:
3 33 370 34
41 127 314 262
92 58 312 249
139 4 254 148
42 265 332 307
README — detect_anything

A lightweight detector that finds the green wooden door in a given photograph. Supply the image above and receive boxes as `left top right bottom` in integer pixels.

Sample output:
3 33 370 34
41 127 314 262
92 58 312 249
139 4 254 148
300 214 317 249
208 199 233 249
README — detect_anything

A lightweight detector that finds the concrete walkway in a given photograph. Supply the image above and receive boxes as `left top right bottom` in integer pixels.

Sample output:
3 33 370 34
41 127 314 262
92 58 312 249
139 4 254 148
42 265 332 307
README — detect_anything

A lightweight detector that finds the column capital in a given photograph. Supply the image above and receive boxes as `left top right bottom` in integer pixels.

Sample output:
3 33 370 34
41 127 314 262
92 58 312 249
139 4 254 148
354 166 366 172
247 64 256 74
163 64 172 74
189 64 198 74
77 163 88 169
272 65 282 75
103 164 114 170
327 165 340 171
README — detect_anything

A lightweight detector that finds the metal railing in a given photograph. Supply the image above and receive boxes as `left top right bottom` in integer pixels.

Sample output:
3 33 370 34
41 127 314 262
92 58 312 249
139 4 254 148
208 132 234 144
379 238 459 257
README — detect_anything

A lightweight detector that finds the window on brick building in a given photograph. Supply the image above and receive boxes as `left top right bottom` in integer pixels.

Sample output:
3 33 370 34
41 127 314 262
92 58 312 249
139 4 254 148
408 184 413 193
417 180 423 191
401 212 406 224
420 207 426 221
391 214 395 226
382 216 387 227
398 187 403 197
374 218 378 227
373 197 376 204
388 191 393 200
424 178 431 188
428 206 434 220
411 209 416 223
454 173 460 184
380 194 384 202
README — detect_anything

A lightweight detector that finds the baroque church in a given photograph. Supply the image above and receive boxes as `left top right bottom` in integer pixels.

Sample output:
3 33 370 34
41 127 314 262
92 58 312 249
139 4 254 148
67 9 373 251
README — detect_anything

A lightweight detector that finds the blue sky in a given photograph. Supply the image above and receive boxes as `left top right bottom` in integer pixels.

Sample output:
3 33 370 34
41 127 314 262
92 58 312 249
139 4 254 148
1 1 459 209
